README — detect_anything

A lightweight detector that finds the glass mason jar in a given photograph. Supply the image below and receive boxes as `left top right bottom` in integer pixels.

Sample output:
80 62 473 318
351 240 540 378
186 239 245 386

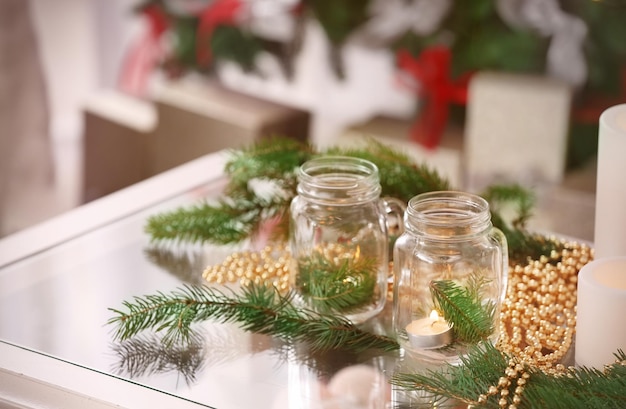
289 156 405 324
392 191 508 364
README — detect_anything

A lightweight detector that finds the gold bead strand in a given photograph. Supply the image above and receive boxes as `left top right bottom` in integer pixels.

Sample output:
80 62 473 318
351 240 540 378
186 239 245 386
473 358 526 409
202 244 292 292
493 239 593 407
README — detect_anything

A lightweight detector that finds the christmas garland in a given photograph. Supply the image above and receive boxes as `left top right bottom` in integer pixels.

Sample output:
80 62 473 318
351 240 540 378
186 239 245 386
107 138 626 408
127 0 626 159
135 0 626 92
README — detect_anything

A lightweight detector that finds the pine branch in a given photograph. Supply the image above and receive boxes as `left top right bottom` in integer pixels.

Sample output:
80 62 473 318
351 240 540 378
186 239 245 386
524 353 626 409
107 284 399 353
430 278 495 344
144 194 289 245
481 184 535 230
109 283 626 408
224 137 313 195
481 184 563 265
145 138 310 245
391 343 626 409
391 343 510 408
295 253 378 314
210 25 261 73
325 139 451 202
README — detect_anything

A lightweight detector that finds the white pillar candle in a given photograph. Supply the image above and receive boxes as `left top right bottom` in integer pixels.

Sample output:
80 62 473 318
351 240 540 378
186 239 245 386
594 104 626 258
575 257 626 369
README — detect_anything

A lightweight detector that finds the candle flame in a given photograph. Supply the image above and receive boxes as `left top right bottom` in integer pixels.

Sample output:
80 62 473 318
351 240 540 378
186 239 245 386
429 310 440 321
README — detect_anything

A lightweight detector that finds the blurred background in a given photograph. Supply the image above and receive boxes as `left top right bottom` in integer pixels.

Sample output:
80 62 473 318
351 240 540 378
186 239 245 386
1 0 625 239
0 0 141 235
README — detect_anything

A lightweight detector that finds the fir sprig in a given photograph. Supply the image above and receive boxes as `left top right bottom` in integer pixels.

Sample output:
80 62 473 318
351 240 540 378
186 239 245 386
224 137 313 194
295 253 378 314
481 184 535 230
392 343 626 409
391 343 512 407
481 184 563 265
524 355 626 409
145 193 289 245
108 284 399 353
430 278 496 344
145 138 311 245
327 139 450 202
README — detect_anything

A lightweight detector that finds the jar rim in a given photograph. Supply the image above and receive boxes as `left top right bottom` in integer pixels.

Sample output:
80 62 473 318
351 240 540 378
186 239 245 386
299 156 378 180
297 156 381 204
406 191 491 231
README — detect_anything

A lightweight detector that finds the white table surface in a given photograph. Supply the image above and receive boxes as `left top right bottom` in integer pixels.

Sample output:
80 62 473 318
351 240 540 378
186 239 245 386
0 150 398 409
0 152 234 408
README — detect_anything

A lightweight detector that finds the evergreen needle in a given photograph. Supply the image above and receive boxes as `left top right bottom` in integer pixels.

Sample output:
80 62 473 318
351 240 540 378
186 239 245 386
325 138 450 202
224 137 313 193
295 252 378 314
107 284 399 353
430 279 495 344
144 195 289 245
392 343 626 409
481 184 562 264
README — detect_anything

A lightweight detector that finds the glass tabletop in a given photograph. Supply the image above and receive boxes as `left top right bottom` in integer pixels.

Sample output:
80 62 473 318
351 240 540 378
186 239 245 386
0 153 413 409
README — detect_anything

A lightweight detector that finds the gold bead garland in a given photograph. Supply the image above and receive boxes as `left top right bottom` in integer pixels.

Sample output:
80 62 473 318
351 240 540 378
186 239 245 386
202 244 291 292
498 239 592 373
203 238 593 409
202 243 395 298
202 242 389 290
473 239 593 409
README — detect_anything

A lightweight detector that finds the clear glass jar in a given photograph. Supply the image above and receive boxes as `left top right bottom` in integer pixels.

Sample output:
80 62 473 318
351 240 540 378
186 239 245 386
289 156 405 324
392 191 508 364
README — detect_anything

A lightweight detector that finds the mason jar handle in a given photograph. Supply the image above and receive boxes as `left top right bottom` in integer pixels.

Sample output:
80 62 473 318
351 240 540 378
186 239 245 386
381 196 406 260
489 225 510 293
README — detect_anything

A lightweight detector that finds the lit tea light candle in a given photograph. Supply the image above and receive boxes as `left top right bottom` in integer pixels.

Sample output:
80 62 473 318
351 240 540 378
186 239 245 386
576 257 626 369
406 310 453 349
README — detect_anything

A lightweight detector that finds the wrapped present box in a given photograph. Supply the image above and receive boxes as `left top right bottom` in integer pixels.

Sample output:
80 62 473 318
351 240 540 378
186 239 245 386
83 79 310 202
464 71 572 191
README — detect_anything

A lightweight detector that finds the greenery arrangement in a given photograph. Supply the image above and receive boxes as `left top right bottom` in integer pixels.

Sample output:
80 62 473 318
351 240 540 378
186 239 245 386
145 137 556 265
108 139 624 407
145 138 310 245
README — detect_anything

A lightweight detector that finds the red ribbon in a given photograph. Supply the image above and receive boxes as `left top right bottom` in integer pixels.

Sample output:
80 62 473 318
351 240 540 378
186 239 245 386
396 46 471 149
118 5 169 96
196 0 243 67
143 4 169 38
